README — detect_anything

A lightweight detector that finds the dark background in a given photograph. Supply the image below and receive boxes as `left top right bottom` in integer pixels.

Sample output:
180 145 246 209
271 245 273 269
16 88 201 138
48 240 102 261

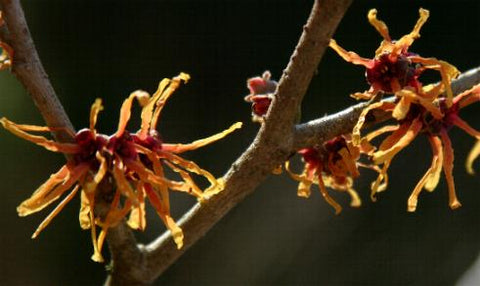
1 0 479 285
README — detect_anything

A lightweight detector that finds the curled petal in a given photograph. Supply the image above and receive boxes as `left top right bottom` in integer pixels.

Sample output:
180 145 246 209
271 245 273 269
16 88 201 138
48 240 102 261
138 79 170 138
112 157 139 204
424 136 444 191
452 115 480 140
0 117 79 153
329 39 374 69
466 140 480 175
398 89 443 119
159 150 220 192
338 147 360 178
455 83 480 108
365 125 399 142
89 98 104 132
127 194 146 230
125 159 187 193
317 174 342 215
116 90 150 138
410 56 459 107
79 191 91 229
143 183 184 249
150 73 191 132
370 160 390 201
367 9 391 42
32 185 80 238
391 8 429 56
440 130 461 210
352 101 396 146
407 136 443 212
392 96 411 120
163 122 242 154
164 161 204 199
285 161 312 198
373 118 422 164
17 164 89 216
324 176 361 208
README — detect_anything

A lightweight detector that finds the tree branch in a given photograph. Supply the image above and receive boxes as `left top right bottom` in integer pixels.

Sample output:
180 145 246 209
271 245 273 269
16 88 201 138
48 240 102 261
4 0 479 285
0 0 74 142
107 0 352 284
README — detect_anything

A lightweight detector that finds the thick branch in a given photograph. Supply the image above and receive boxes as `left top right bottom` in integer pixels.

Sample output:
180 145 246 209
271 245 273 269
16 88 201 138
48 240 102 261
117 0 353 284
0 0 74 142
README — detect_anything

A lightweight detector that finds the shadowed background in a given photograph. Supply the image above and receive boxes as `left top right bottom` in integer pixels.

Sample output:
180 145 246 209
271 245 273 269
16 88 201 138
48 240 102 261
0 0 479 285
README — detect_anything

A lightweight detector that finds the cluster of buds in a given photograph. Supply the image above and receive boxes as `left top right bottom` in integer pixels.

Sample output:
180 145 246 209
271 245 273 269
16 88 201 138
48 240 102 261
244 71 278 122
1 73 241 261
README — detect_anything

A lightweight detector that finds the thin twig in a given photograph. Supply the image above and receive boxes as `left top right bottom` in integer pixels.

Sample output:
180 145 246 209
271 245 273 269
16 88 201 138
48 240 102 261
0 0 74 142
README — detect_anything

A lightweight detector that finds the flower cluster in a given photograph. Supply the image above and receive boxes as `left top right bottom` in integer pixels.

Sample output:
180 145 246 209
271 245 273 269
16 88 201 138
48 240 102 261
0 11 13 70
1 73 241 262
328 8 480 211
285 135 367 214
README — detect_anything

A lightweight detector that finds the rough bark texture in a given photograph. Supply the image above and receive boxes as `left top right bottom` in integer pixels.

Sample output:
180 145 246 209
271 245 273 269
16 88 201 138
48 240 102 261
0 0 74 142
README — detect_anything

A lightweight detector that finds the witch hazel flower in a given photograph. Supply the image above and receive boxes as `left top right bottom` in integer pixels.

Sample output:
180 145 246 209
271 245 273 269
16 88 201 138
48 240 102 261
1 73 242 262
284 135 383 214
244 71 278 122
329 8 458 105
358 84 480 211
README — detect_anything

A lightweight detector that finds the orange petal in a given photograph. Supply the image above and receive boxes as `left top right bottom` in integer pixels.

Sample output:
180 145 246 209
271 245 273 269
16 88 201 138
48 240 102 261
17 164 88 216
285 161 312 198
407 136 443 212
439 130 461 209
115 90 150 138
112 157 139 204
127 189 146 231
150 73 190 132
455 83 480 108
373 118 422 164
466 140 480 175
392 95 411 120
367 9 391 42
329 39 374 68
164 161 204 199
352 101 396 146
370 160 390 201
31 185 80 238
163 122 242 153
399 89 443 119
143 183 183 248
317 174 342 215
0 117 79 153
409 56 459 107
79 190 92 229
89 98 104 132
365 125 399 142
138 78 171 139
391 8 429 56
452 115 480 139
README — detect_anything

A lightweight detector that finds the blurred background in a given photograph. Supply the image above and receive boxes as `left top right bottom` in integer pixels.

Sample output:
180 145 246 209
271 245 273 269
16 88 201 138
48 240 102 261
1 0 479 285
